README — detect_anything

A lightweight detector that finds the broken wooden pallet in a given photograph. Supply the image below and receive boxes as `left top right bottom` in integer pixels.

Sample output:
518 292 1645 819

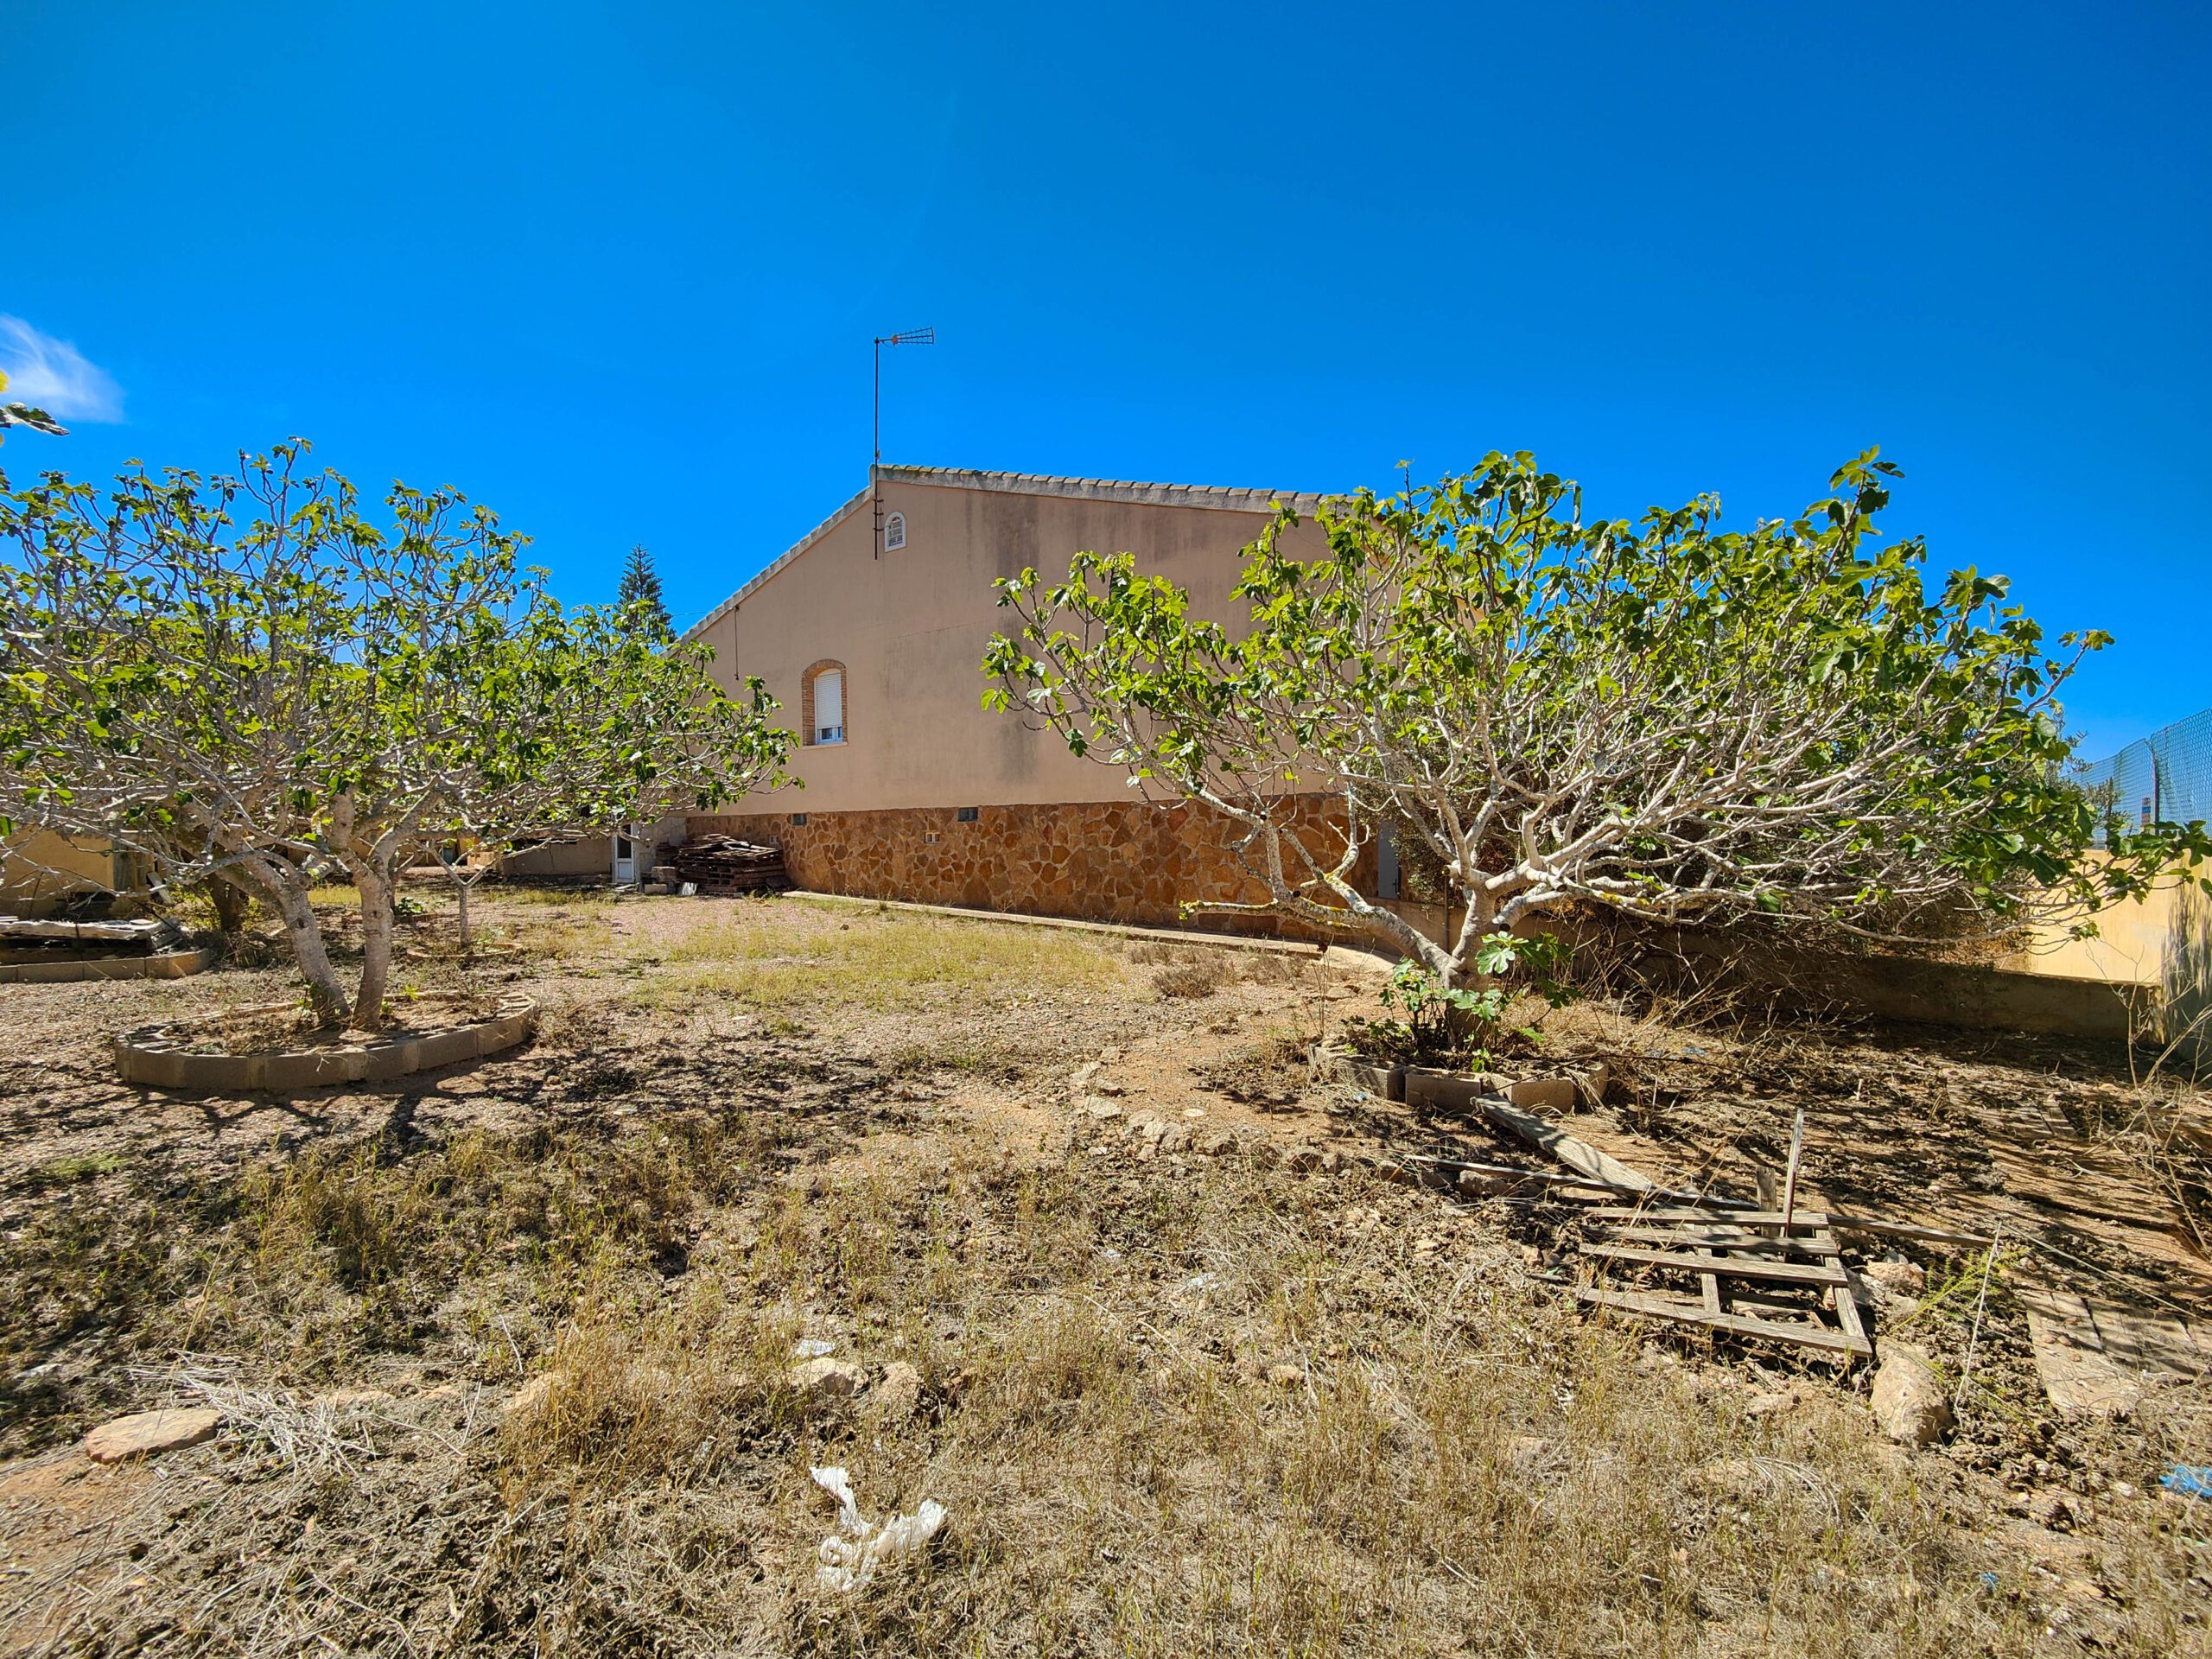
1474 1097 1875 1358
1420 1084 1995 1363
668 836 789 894
1573 1216 1873 1359
1582 1241 1849 1289
1574 1287 1869 1356
1580 1205 1993 1251
0 915 164 944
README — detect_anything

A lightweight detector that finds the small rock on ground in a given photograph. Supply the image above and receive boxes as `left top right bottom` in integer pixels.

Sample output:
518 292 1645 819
86 1407 220 1463
790 1357 868 1399
871 1360 924 1421
1864 1257 1927 1298
1745 1387 1801 1419
1871 1345 1954 1446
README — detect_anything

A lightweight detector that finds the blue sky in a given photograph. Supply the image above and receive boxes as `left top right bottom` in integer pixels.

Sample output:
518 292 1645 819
5 1 2206 759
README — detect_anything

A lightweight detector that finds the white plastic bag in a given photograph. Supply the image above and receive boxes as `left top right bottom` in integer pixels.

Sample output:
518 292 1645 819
810 1465 948 1592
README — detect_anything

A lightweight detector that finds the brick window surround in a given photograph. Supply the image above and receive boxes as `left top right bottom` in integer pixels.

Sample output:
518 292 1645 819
799 658 848 747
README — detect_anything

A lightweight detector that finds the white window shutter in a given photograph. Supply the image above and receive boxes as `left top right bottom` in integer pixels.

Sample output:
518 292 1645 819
815 671 843 741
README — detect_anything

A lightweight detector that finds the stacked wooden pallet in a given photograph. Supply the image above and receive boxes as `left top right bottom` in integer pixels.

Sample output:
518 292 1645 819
0 915 187 955
669 835 788 894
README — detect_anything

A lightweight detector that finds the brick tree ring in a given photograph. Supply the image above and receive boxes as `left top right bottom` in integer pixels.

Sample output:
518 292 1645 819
112 992 537 1091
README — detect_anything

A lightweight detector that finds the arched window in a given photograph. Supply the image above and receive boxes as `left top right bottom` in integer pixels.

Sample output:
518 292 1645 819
802 659 847 746
883 511 906 552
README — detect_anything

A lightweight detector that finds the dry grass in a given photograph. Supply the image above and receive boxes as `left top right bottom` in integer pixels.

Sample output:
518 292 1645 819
634 899 1136 1008
1128 938 1315 997
3 893 2208 1656
1152 956 1231 999
11 1124 2202 1656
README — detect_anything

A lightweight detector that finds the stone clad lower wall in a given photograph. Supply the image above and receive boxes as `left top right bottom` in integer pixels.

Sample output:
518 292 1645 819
684 798 1372 943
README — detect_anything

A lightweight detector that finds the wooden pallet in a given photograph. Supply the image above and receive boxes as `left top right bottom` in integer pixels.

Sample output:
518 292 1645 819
1574 1206 1871 1360
1426 1090 1978 1363
0 915 165 944
669 836 789 894
1580 1205 1991 1251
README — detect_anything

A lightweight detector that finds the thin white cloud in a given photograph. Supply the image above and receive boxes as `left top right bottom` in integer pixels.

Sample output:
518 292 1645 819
0 315 125 423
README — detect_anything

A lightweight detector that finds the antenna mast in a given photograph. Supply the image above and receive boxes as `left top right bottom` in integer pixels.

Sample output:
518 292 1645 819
872 326 936 558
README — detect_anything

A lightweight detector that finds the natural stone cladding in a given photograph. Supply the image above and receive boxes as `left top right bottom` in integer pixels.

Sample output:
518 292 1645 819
684 798 1376 944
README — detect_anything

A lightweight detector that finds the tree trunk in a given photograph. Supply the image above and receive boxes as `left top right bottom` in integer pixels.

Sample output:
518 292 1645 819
352 861 396 1032
1439 884 1499 988
207 874 252 939
263 874 353 1027
430 847 475 956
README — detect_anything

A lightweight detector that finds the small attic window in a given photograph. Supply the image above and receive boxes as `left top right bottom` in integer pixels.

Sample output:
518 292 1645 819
883 512 906 552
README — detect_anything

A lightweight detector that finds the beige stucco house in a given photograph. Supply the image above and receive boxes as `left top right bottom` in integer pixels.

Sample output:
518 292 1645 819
675 463 2209 1047
679 465 1356 929
0 830 140 917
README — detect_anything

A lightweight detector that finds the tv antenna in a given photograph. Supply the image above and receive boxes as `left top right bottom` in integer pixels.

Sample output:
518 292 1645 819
874 326 936 557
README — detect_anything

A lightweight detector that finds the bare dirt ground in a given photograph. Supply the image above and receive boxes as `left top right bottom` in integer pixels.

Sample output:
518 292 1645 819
2 888 2208 1656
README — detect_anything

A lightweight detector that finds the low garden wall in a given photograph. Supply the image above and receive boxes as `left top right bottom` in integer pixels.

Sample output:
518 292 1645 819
686 797 1373 944
1545 915 2155 1044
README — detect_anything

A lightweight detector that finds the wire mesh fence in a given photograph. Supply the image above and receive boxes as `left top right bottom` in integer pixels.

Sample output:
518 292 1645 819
2076 704 2212 842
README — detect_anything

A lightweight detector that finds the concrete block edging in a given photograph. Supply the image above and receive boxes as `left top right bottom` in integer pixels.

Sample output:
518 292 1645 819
1312 1042 1605 1116
114 994 537 1092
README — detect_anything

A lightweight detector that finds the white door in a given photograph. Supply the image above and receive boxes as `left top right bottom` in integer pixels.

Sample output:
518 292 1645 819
612 830 638 885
